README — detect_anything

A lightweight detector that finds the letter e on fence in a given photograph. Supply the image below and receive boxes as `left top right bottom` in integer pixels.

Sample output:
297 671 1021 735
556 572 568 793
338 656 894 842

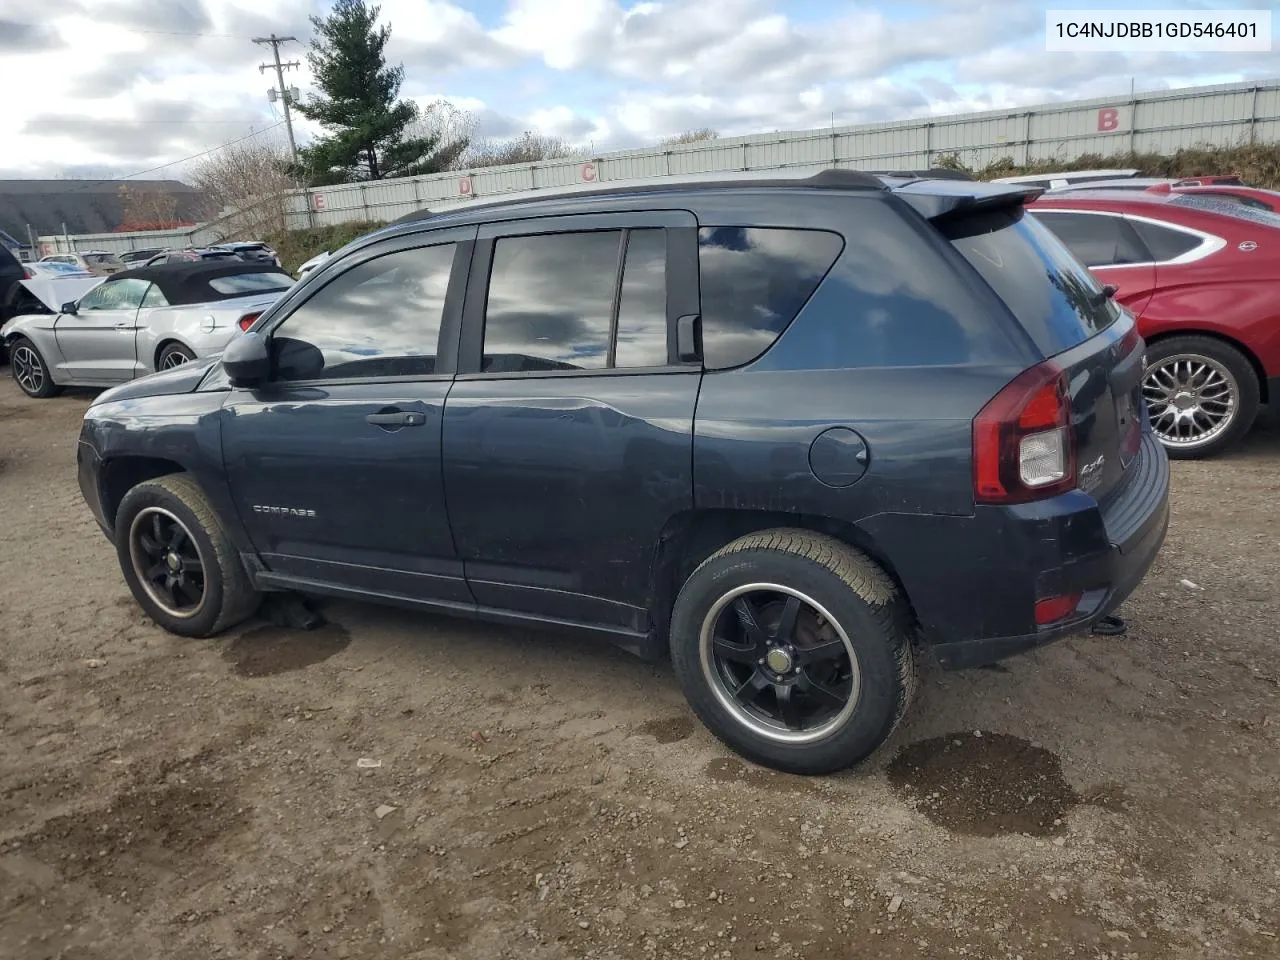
581 162 597 182
1097 108 1120 133
312 194 326 211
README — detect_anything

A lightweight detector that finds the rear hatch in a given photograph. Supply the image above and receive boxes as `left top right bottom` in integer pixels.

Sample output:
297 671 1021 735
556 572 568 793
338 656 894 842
918 191 1144 505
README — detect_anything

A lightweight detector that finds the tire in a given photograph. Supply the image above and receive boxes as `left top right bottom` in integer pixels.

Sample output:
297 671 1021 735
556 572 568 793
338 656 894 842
669 529 916 775
114 474 261 638
8 336 62 398
157 342 197 370
1142 335 1259 460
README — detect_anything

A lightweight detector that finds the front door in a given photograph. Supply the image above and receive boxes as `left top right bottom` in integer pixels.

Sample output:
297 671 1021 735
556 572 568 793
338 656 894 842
53 277 150 382
220 229 476 603
442 212 702 631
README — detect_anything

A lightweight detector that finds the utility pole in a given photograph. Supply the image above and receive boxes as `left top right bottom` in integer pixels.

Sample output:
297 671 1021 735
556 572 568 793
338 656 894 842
254 34 301 162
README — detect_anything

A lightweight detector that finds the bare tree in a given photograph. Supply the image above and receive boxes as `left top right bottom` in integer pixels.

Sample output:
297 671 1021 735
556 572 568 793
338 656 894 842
403 99 476 172
462 131 584 169
187 135 302 239
660 128 719 146
115 186 182 231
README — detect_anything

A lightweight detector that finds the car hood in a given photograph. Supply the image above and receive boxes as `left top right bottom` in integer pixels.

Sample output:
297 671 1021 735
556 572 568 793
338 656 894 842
91 356 219 406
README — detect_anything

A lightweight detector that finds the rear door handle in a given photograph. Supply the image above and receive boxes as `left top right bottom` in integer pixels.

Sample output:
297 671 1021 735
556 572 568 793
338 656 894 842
365 411 426 427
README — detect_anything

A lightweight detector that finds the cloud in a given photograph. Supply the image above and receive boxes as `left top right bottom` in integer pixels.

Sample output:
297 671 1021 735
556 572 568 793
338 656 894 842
0 18 64 52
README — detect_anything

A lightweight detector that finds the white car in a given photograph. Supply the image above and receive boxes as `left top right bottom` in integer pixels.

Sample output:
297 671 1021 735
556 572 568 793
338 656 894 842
39 251 126 276
2 261 295 398
296 249 332 278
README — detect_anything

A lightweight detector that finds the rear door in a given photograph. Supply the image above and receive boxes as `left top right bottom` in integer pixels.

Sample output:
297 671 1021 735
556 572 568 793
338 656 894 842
950 209 1145 503
53 277 150 382
1031 209 1156 317
441 211 701 632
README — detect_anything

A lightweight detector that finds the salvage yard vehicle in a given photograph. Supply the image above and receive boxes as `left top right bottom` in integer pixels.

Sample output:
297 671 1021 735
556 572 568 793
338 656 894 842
2 261 294 398
76 170 1170 775
1031 188 1280 458
39 250 125 276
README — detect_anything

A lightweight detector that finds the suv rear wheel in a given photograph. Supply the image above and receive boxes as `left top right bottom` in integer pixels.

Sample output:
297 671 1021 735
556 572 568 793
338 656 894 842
669 530 916 775
1142 335 1259 459
115 474 261 637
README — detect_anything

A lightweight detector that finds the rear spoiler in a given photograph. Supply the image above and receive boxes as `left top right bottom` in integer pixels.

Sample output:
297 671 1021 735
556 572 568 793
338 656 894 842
888 180 1044 221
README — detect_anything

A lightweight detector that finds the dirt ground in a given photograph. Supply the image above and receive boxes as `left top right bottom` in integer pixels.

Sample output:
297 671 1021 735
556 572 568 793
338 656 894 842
1 376 1277 960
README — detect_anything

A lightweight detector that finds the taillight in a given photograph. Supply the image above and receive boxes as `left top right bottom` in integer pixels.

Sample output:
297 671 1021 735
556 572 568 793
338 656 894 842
973 361 1076 504
238 312 262 332
22 267 32 279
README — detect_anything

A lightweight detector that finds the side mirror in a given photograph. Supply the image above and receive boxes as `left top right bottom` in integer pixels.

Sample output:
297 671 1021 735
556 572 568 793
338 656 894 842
222 332 271 387
60 301 78 315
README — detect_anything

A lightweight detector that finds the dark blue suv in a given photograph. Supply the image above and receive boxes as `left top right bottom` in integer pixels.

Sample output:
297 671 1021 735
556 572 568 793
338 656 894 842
76 170 1169 774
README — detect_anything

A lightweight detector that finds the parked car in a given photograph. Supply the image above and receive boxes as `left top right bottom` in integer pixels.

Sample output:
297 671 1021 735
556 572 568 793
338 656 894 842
2 261 294 398
1150 183 1280 213
144 248 242 266
1030 189 1280 458
0 244 26 360
1048 175 1247 194
295 249 331 278
39 251 125 276
119 248 165 265
992 168 1142 190
212 241 282 267
74 170 1170 775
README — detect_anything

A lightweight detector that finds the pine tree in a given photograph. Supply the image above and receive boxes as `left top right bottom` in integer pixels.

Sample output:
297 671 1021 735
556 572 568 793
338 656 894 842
292 0 466 185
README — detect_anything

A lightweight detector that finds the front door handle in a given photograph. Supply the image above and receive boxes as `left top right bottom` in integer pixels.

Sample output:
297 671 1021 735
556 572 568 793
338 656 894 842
114 322 132 331
365 411 426 427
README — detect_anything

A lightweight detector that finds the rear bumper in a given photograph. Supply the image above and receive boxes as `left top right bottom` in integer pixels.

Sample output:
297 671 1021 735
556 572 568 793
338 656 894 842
863 431 1171 669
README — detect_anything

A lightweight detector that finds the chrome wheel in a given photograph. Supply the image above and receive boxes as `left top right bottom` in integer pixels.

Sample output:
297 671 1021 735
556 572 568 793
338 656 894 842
159 348 193 370
12 345 44 394
128 507 207 619
1142 354 1238 450
699 583 861 744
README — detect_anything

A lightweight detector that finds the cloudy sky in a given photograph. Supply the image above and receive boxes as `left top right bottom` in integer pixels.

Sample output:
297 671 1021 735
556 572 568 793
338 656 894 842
0 0 1276 180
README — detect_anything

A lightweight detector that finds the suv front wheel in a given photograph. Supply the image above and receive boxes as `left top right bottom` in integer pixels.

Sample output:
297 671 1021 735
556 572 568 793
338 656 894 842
115 474 261 637
669 530 916 775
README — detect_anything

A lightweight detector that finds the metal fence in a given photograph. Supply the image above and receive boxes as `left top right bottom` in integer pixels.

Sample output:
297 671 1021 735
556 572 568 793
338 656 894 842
39 77 1280 254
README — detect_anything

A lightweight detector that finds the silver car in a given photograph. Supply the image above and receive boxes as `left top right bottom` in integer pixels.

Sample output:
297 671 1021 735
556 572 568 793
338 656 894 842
1 262 295 399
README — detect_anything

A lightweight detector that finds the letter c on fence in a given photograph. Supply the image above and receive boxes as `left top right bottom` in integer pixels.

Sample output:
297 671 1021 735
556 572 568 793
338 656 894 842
1097 108 1120 133
581 162 597 182
459 176 473 195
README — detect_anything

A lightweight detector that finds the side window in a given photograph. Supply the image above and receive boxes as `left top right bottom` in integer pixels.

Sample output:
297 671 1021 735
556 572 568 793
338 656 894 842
271 243 456 382
141 283 169 308
1129 220 1203 261
1032 212 1147 267
698 227 843 370
79 278 149 310
614 229 668 368
483 231 620 372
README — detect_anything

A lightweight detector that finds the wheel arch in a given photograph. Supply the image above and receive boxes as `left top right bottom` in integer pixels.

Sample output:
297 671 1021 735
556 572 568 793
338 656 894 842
646 508 917 648
99 456 187 531
1143 328 1269 404
153 337 197 370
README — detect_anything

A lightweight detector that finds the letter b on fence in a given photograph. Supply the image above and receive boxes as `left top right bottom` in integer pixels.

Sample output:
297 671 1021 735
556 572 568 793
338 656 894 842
1097 108 1120 133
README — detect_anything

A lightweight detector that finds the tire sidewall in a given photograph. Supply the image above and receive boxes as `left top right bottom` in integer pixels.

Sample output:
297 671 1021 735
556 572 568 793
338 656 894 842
115 481 228 637
159 344 196 369
1144 336 1259 459
10 337 57 398
670 549 905 774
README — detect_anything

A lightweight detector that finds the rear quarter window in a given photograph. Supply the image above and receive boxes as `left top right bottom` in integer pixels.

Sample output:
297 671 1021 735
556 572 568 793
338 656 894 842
207 272 295 295
698 227 843 369
949 208 1119 356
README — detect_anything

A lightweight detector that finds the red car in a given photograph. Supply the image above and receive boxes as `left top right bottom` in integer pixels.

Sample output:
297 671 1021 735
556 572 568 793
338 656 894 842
1148 183 1280 213
1030 189 1280 458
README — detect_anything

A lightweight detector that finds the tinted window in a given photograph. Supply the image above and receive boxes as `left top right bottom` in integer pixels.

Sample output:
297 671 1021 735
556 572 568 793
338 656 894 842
272 243 455 381
698 227 843 369
1032 212 1147 266
1128 219 1202 261
483 231 620 372
85 253 122 265
78 277 150 311
950 209 1118 355
208 272 294 295
614 229 668 367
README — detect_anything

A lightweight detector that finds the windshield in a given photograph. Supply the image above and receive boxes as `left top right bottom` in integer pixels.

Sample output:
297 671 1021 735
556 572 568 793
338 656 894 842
207 272 295 295
85 253 122 265
948 207 1119 355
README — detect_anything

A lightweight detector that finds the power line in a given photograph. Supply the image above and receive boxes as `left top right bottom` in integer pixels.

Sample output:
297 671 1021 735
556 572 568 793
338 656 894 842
4 20 257 39
34 119 267 125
